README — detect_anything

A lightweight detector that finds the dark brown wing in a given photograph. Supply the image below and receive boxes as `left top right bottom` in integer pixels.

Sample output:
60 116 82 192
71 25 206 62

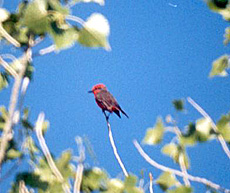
95 90 119 112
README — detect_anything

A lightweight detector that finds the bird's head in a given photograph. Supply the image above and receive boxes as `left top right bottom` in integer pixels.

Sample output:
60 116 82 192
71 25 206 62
88 83 107 94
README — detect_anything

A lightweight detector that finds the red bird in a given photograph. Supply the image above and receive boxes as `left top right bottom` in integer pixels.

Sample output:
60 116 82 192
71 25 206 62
88 84 129 119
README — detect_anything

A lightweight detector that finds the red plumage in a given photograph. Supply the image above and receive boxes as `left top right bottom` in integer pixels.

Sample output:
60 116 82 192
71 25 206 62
89 84 129 118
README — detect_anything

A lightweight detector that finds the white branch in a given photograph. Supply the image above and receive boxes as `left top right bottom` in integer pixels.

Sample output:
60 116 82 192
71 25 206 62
0 24 20 47
104 115 128 177
187 97 230 159
133 140 230 193
149 172 154 193
0 48 32 169
35 113 71 193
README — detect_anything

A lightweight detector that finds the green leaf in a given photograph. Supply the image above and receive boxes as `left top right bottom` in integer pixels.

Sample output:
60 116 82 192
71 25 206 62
0 73 9 91
224 27 230 45
162 143 190 169
77 13 111 51
104 179 124 193
195 118 213 142
49 26 79 49
124 175 144 193
143 117 164 145
209 55 229 77
167 186 193 193
56 150 74 179
172 99 184 111
16 172 49 191
207 1 230 20
179 123 197 146
217 113 230 142
23 0 49 34
6 149 22 159
156 172 179 191
48 0 70 15
24 136 39 155
81 167 108 192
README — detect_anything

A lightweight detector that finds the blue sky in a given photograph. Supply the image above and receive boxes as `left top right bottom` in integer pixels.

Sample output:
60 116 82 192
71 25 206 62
1 0 230 192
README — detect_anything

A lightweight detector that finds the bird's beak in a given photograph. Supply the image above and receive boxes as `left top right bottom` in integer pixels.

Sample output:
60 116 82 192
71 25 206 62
88 90 93 93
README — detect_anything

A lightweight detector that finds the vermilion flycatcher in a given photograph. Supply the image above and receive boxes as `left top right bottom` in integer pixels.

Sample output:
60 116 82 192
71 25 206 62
88 84 129 119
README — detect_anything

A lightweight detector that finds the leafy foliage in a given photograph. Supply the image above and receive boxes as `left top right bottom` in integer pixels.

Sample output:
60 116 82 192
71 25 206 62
209 55 229 77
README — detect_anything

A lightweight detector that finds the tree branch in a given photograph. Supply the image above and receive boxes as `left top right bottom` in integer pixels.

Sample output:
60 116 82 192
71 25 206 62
187 97 230 159
133 140 230 193
149 172 154 193
0 48 31 170
35 113 71 193
104 114 129 177
0 56 18 78
73 137 85 193
0 24 20 47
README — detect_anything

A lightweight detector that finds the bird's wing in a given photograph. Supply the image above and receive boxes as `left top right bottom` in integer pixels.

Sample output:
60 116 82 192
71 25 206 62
96 90 118 111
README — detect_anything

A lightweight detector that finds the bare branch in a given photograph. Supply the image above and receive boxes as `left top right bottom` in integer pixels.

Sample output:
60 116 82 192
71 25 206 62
74 137 85 193
149 172 154 193
104 115 128 177
0 24 20 47
0 48 32 170
187 97 230 159
38 45 56 56
133 140 230 193
19 181 30 193
179 153 190 186
35 113 71 193
0 56 18 78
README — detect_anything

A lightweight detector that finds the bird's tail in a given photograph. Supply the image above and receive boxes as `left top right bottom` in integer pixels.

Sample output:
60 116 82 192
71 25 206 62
120 108 129 118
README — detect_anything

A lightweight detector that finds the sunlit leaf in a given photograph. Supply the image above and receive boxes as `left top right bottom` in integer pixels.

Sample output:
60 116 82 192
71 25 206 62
48 0 70 15
78 13 111 50
209 55 229 77
207 1 230 20
156 172 179 191
224 27 230 45
0 73 9 91
49 26 78 49
6 149 22 159
104 179 124 193
81 167 108 192
196 118 213 142
217 113 230 142
23 0 49 34
162 143 190 169
167 186 193 193
143 117 164 145
0 8 10 22
124 175 144 193
172 99 184 111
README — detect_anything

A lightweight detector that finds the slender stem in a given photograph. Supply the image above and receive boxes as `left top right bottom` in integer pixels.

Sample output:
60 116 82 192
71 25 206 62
74 137 85 193
0 56 18 78
187 97 230 159
0 48 31 170
104 115 128 177
149 172 154 193
0 24 20 47
35 113 71 193
133 140 230 193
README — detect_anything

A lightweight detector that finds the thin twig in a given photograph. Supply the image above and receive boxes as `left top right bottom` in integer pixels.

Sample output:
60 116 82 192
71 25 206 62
172 126 190 186
187 97 230 159
178 153 190 186
149 172 154 193
37 45 56 56
0 24 20 47
104 114 128 177
74 137 85 193
0 48 31 170
133 140 230 193
19 181 30 193
35 113 71 193
0 56 18 78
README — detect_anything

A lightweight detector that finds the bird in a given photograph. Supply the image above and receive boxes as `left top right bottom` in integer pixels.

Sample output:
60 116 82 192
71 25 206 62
88 83 129 119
